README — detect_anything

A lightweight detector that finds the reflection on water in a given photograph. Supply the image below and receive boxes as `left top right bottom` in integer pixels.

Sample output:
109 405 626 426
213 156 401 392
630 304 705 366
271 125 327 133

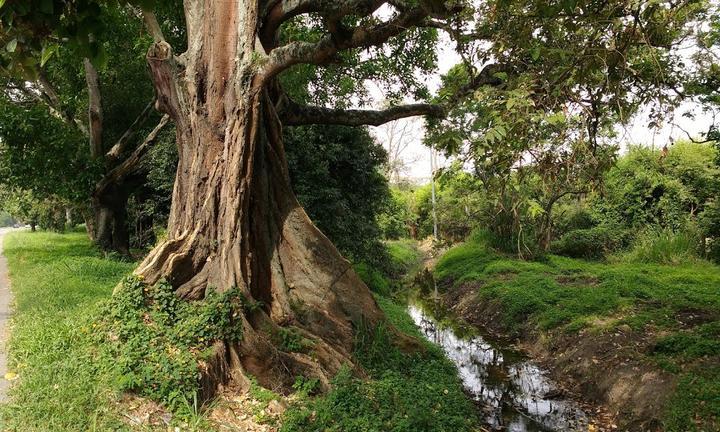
408 304 589 432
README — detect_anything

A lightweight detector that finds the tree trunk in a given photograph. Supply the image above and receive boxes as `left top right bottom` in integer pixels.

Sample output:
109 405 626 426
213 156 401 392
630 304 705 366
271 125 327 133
137 4 385 396
92 185 131 256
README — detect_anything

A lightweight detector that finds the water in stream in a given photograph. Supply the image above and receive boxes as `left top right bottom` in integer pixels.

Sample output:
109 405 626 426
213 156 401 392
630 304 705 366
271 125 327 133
408 304 591 432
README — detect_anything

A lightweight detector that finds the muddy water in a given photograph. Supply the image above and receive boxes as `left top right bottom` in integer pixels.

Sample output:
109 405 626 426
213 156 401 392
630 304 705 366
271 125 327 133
408 304 590 432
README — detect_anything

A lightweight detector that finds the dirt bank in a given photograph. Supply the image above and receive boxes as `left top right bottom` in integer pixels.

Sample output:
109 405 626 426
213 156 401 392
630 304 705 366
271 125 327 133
442 280 676 431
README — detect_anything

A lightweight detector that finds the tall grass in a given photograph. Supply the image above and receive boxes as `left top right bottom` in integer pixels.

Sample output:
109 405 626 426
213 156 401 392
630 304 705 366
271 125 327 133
620 228 701 265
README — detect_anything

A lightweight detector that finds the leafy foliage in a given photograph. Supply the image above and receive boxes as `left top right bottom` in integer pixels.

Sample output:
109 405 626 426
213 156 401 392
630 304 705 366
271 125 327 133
551 225 632 259
285 124 390 264
97 276 244 408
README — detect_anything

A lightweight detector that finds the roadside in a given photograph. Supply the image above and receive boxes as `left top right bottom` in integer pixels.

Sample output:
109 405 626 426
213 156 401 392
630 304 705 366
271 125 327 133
430 231 720 431
0 227 17 402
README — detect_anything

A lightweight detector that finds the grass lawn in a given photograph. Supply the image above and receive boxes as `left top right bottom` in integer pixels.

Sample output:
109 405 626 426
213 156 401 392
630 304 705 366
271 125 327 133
0 230 135 431
435 231 720 431
0 231 479 432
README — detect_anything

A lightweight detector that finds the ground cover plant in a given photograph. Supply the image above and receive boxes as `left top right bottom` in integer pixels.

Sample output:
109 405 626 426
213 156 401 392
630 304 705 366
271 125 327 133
280 296 479 432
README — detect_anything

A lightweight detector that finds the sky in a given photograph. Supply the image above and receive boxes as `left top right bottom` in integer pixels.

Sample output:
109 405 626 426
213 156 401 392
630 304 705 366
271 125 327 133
367 33 717 182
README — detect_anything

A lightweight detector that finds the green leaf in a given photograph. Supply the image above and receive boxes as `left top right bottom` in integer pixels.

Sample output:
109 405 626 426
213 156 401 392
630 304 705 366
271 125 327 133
493 72 508 81
0 0 7 10
40 44 59 67
531 46 541 61
5 39 17 53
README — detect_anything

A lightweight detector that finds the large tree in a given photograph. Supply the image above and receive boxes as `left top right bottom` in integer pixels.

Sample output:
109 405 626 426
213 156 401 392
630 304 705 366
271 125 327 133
0 0 705 396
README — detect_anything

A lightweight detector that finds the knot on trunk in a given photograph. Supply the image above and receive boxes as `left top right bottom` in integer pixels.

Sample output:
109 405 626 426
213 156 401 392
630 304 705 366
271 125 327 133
147 41 173 61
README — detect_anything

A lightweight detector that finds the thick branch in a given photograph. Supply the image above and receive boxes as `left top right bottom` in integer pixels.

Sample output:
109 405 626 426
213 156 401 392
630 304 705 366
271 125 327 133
95 115 170 196
261 0 387 48
263 6 429 78
281 99 444 126
142 9 166 43
449 63 511 104
36 72 89 135
84 58 103 159
105 99 156 163
280 62 509 127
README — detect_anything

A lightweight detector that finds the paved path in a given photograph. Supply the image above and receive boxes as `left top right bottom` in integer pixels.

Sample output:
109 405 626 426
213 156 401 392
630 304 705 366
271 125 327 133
0 228 15 401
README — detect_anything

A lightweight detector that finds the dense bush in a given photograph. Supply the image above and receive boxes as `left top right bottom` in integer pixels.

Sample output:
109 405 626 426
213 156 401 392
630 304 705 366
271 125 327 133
552 203 596 237
551 225 631 259
413 169 486 242
0 211 13 227
377 188 415 239
595 143 720 231
699 199 720 262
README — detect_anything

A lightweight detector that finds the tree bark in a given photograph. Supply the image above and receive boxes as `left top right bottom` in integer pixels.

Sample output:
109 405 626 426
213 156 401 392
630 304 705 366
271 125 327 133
137 3 386 396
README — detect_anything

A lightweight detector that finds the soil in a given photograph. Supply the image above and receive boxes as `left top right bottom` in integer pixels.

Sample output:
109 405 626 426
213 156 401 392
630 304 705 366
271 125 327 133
118 385 287 431
0 228 16 402
441 281 676 431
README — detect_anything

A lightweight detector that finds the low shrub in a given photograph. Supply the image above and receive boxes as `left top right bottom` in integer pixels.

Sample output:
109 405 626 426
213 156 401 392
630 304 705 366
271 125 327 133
551 225 631 259
553 204 596 237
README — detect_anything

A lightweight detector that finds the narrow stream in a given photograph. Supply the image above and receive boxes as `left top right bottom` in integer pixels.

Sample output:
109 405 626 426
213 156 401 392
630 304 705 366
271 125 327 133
408 304 590 432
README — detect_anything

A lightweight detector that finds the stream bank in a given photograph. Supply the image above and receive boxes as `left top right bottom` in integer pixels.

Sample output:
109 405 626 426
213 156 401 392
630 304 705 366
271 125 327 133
407 301 607 431
423 233 720 431
436 282 666 431
392 240 614 431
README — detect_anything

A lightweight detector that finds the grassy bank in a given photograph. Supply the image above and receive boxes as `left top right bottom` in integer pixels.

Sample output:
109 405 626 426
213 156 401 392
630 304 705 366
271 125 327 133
1 231 478 431
435 231 720 431
0 231 134 431
281 296 478 431
353 239 422 296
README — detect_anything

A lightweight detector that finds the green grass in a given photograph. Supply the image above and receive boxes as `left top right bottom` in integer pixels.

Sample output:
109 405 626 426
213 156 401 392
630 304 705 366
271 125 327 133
0 232 478 432
385 239 423 272
0 231 135 431
355 239 422 296
435 233 720 431
280 296 479 432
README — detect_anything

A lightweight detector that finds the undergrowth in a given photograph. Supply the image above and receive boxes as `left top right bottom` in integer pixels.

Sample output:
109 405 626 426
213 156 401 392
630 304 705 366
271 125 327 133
354 239 422 296
280 296 478 432
97 275 244 409
2 232 477 431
